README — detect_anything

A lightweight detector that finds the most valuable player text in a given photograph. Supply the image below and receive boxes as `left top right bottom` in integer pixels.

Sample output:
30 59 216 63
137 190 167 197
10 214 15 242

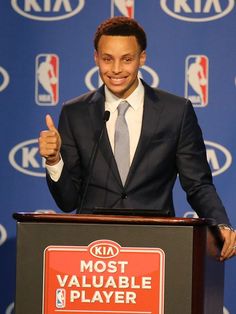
56 259 152 304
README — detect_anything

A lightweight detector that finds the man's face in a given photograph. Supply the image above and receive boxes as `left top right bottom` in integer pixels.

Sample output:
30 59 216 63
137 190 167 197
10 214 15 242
94 35 146 99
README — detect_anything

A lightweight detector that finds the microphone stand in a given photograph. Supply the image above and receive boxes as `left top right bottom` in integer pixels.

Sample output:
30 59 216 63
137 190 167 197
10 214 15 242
77 111 110 214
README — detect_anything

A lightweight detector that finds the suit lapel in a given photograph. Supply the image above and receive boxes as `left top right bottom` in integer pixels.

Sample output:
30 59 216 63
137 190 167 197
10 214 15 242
126 81 164 185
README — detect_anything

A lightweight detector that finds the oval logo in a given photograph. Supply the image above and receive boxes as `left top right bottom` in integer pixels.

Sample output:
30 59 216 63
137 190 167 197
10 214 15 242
5 303 15 314
85 65 159 91
89 240 120 259
205 141 232 176
0 66 10 92
34 209 56 213
183 211 199 219
0 224 7 246
139 65 159 88
223 307 230 314
9 138 46 177
160 0 234 22
11 0 85 21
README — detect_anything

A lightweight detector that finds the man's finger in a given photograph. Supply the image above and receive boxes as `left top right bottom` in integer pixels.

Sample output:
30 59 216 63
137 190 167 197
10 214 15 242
40 130 58 140
219 229 236 261
46 114 57 131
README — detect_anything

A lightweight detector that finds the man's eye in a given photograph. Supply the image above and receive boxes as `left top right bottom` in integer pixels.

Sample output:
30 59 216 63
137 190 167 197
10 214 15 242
123 58 132 63
103 57 112 62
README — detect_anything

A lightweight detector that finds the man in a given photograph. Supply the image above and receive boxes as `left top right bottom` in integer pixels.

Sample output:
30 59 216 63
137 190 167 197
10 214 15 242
39 16 235 260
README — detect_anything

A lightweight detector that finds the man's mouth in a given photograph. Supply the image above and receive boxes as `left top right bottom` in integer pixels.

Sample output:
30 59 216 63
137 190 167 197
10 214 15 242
108 76 127 84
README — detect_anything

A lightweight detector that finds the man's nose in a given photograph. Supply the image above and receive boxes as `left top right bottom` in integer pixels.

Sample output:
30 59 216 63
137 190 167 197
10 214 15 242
112 60 122 73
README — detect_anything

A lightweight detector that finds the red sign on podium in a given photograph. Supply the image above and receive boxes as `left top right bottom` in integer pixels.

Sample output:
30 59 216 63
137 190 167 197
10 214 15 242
43 239 165 313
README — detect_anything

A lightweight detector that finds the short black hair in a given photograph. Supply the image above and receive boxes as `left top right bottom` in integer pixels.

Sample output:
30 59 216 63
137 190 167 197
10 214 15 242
94 16 147 51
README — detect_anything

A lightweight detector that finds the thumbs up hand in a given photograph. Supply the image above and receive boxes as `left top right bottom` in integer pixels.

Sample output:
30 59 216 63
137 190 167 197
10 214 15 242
39 114 61 165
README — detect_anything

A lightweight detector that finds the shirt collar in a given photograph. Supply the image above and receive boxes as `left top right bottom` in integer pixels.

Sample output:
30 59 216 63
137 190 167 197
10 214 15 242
105 78 144 113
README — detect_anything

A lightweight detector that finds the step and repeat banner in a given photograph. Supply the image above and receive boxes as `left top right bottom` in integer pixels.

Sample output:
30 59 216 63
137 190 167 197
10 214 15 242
0 1 235 313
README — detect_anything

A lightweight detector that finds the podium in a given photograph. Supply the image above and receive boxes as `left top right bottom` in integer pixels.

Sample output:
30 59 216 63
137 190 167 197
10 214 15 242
13 212 224 314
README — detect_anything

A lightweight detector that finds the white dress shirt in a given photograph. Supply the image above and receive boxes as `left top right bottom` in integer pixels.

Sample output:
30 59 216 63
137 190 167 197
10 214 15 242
105 78 144 164
47 79 145 181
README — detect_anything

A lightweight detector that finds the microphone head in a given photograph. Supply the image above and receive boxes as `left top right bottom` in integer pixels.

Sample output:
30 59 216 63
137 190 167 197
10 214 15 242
103 110 110 122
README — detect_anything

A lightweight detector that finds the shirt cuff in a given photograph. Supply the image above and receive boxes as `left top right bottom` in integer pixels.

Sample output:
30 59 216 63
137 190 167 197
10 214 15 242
218 224 234 231
45 157 64 182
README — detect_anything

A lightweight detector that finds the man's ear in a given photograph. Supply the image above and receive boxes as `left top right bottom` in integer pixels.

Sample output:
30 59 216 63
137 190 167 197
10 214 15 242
139 50 146 67
94 50 98 65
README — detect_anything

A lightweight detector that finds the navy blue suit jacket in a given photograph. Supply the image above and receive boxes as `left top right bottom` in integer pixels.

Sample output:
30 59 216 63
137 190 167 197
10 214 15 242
47 80 230 224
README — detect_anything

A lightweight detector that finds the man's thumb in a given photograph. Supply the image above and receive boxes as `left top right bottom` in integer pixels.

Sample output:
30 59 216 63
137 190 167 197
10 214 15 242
46 114 56 131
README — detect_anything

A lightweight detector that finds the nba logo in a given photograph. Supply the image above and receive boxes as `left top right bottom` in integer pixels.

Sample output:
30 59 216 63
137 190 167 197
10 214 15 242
35 54 59 106
185 55 208 107
111 0 135 18
56 289 65 308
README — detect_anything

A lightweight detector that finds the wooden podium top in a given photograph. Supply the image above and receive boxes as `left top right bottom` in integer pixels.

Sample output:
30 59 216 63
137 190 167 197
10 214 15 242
13 212 215 226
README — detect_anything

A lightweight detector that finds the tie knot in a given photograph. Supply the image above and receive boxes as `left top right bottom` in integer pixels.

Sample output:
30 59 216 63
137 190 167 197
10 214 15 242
118 101 129 116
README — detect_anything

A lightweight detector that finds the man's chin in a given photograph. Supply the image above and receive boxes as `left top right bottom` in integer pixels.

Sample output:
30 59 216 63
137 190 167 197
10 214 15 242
105 78 138 98
106 85 127 98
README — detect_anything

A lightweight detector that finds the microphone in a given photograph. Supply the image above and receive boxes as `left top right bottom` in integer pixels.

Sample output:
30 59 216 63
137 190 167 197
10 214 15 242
77 110 110 213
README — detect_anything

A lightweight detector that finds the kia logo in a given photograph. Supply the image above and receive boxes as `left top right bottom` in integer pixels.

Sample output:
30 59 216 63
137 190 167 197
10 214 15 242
0 224 7 246
139 65 159 88
160 0 234 22
89 240 120 259
183 211 199 219
223 306 230 314
11 0 85 21
85 65 159 91
0 66 10 92
34 209 56 213
205 141 232 176
9 139 46 177
5 302 15 314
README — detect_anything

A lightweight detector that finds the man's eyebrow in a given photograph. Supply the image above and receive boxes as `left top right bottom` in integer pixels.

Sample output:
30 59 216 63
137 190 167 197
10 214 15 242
122 53 135 57
99 52 137 58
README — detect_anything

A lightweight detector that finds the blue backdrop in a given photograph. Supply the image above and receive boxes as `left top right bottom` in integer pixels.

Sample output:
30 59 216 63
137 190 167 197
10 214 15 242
0 1 235 313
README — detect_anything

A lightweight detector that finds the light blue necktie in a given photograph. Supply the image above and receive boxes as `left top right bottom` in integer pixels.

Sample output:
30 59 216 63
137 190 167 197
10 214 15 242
114 101 130 185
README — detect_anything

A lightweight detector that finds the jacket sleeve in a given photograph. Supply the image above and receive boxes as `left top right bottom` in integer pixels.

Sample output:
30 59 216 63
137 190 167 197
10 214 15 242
176 100 230 225
46 105 82 212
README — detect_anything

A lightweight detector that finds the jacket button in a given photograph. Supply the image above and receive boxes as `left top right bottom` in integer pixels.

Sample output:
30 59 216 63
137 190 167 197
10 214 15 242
121 193 127 199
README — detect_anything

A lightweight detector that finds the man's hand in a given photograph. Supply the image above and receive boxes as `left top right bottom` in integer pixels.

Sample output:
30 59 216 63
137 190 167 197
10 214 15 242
38 114 61 165
219 227 236 261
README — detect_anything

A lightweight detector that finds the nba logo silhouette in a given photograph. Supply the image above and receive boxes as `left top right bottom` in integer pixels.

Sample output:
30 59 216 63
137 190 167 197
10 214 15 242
185 55 208 107
35 54 59 106
56 289 65 308
111 0 134 18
